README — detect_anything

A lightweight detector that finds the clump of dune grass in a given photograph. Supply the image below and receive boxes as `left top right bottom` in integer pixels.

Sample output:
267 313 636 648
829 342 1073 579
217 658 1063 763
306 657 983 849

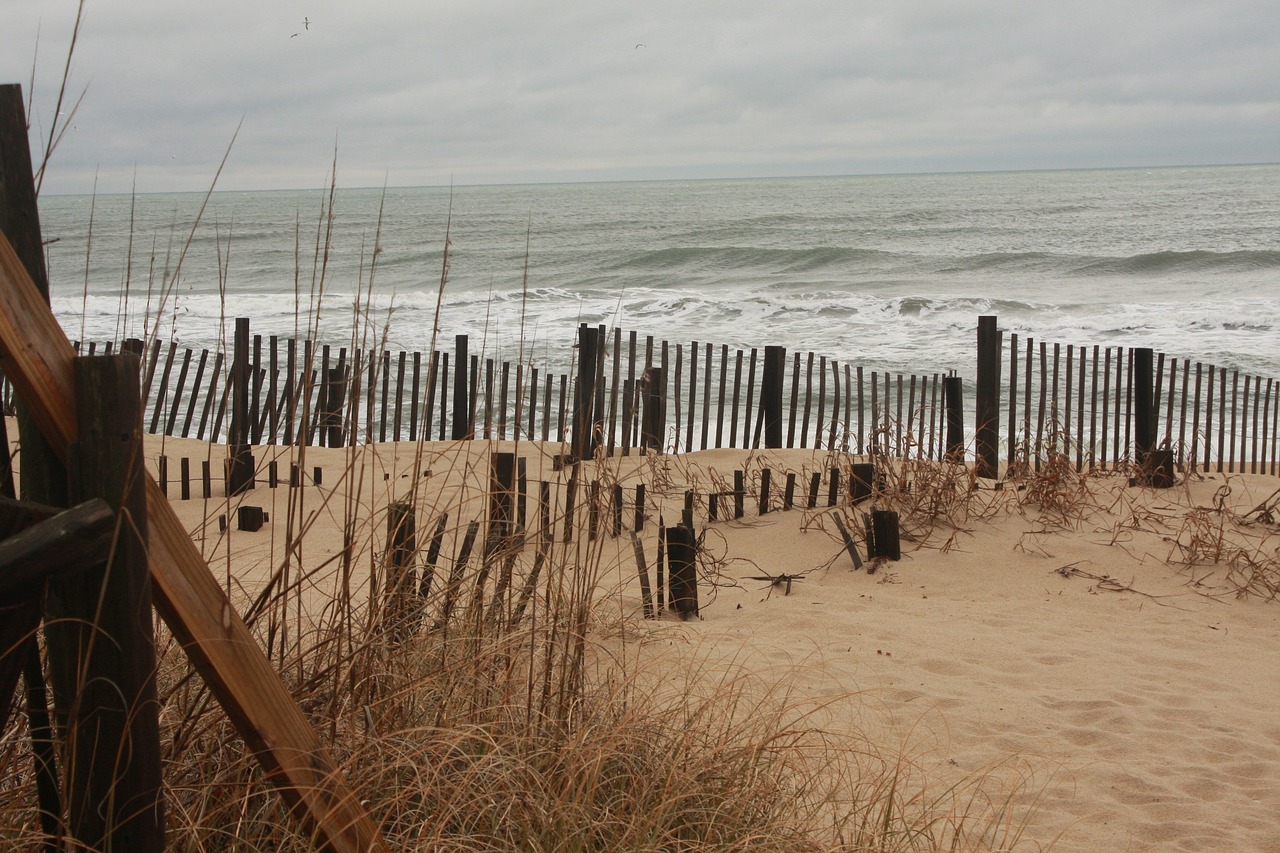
1165 480 1280 601
1003 418 1131 531
876 452 985 536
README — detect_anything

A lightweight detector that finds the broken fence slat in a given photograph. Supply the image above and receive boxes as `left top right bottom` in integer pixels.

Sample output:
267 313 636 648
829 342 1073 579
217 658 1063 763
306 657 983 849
830 512 864 570
630 532 655 618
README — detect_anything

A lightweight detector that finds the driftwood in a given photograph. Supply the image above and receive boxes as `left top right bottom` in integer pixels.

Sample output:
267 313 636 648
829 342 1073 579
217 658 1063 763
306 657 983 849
745 572 805 596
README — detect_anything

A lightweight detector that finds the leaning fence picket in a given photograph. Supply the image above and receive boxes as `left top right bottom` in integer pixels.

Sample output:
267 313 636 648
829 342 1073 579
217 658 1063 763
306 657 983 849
423 349 437 443
149 341 178 435
164 348 193 437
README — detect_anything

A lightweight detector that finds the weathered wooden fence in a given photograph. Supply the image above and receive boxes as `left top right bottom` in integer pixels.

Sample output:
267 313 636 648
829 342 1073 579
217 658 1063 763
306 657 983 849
3 317 1275 477
1000 331 1278 476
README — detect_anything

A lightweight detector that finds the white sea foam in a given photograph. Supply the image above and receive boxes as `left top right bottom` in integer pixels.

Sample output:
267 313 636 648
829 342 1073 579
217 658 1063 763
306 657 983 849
39 165 1280 380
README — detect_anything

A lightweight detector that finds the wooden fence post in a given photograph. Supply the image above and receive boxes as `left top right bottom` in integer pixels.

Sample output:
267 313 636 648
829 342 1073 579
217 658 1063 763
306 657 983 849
1 84 70 844
451 334 471 440
1007 333 1018 469
163 348 192 436
52 355 164 850
182 349 209 438
762 345 785 448
830 511 864 569
685 341 697 452
1134 347 1155 464
975 316 1001 479
943 376 964 461
850 462 875 504
597 328 610 448
641 366 664 451
227 318 255 493
630 533 655 618
1 83 66 507
868 509 901 561
572 324 600 461
1131 348 1174 484
666 524 698 619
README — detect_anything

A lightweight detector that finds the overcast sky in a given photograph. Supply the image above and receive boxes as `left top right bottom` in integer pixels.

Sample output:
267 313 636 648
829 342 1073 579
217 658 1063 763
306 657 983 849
6 0 1279 195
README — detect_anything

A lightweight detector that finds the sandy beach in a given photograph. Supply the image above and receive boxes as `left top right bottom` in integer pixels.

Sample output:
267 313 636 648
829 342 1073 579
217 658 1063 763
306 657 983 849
6 2 1279 845
68 423 1275 852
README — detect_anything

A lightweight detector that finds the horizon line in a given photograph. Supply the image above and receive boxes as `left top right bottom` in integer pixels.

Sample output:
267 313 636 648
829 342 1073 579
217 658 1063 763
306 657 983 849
39 160 1280 199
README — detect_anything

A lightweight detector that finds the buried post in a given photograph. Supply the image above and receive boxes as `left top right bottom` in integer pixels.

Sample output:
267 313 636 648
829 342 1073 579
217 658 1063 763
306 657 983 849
666 524 699 619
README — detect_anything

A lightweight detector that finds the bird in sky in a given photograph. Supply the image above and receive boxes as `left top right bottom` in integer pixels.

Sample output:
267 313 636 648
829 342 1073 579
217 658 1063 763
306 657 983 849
304 17 310 29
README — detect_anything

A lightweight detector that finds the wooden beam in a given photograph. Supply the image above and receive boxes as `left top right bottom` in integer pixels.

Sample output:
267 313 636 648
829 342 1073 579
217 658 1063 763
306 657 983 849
0 231 386 852
0 493 61 535
0 497 114 595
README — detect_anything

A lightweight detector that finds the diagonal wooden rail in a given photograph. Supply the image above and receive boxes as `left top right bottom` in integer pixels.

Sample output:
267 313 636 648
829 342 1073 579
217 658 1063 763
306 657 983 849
0 231 386 851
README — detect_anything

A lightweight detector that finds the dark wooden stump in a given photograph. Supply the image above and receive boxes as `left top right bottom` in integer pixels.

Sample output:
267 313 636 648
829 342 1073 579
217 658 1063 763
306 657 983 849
866 509 901 561
237 506 267 532
666 524 699 619
849 463 874 504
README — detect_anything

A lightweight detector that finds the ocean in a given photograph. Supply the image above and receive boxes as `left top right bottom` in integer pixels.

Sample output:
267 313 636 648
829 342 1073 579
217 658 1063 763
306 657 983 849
36 164 1280 382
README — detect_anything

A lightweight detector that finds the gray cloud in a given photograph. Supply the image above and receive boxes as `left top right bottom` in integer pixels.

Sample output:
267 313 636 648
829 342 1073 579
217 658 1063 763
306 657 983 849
6 0 1278 193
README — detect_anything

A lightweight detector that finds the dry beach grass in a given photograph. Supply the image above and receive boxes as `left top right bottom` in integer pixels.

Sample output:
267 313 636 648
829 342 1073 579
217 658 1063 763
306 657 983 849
6 419 1280 849
2 429 1054 851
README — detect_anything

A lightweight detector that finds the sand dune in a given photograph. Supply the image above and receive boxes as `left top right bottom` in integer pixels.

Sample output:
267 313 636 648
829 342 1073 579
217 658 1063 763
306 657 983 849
12 420 1280 849
150 437 1280 850
666 452 1280 851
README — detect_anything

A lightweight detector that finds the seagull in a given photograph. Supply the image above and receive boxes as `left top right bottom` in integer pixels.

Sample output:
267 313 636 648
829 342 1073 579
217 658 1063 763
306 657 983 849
290 32 300 38
304 17 310 29
635 43 645 49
